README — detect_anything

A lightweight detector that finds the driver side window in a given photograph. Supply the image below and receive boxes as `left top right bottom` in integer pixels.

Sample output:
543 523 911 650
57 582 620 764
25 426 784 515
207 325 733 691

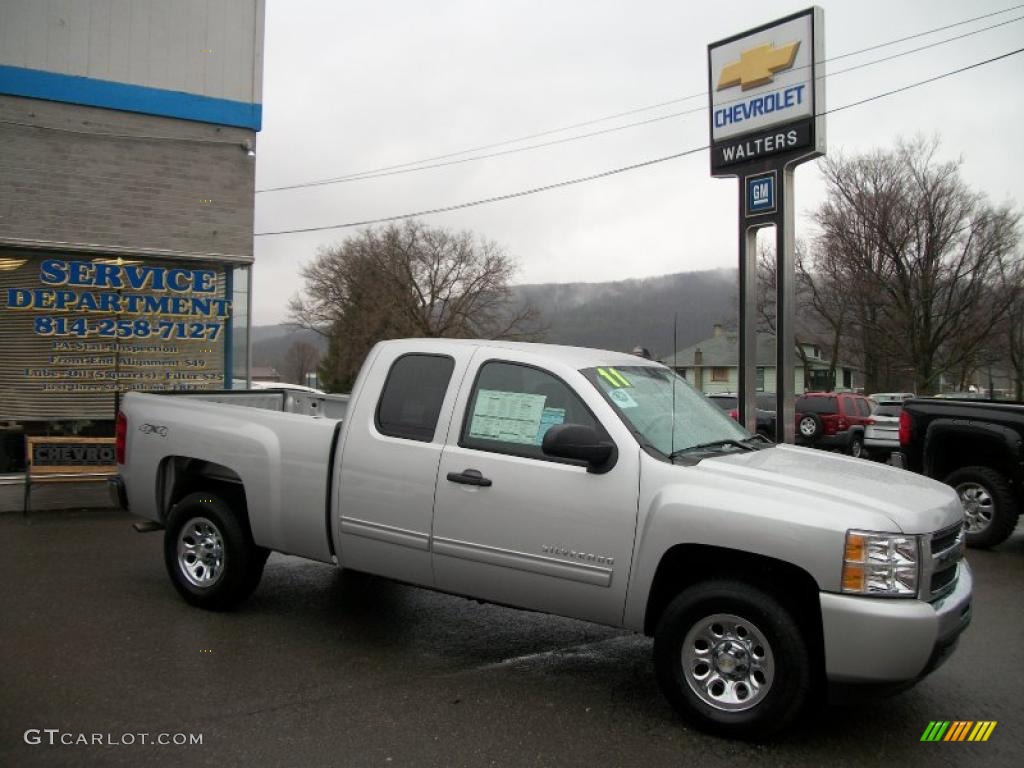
460 360 602 462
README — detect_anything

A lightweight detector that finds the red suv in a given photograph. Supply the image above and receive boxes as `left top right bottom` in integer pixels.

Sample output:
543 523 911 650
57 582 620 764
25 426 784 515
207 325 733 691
794 392 873 458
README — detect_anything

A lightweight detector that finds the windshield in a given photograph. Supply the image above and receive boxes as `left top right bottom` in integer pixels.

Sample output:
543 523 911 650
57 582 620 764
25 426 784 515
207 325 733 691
582 366 751 458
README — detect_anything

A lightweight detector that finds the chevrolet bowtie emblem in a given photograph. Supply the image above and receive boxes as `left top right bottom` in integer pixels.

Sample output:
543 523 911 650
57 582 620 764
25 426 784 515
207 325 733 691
718 41 800 91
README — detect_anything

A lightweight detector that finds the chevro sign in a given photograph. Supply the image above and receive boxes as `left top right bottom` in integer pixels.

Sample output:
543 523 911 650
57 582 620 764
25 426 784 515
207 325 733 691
708 7 825 175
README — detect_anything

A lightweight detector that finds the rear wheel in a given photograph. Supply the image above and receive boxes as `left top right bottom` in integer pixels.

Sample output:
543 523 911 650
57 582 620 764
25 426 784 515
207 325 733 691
164 491 268 610
945 466 1020 548
653 580 812 739
847 435 864 459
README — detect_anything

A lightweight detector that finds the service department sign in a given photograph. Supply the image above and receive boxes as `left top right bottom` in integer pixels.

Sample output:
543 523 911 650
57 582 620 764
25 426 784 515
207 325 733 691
708 7 826 175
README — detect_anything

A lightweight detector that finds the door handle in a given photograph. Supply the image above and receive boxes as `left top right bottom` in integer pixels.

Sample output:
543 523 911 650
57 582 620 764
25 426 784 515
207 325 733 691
446 469 492 487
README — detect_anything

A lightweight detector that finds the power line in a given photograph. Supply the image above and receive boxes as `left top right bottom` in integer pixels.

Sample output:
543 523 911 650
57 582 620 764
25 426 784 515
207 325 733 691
253 47 1024 237
256 4 1024 192
255 13 1024 192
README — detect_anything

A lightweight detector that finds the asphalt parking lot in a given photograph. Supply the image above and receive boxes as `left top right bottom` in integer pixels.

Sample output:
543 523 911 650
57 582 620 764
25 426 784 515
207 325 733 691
1 507 1021 768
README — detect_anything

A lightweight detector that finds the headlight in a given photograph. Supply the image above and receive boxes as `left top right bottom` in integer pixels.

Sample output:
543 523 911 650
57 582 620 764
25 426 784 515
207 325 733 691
842 530 920 597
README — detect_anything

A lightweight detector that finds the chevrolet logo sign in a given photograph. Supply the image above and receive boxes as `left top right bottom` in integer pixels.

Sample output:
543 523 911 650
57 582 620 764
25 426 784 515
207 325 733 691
718 41 800 91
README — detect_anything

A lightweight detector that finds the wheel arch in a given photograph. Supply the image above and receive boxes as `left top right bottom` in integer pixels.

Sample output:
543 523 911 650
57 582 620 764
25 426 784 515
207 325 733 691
158 456 249 525
924 421 1021 481
643 544 824 673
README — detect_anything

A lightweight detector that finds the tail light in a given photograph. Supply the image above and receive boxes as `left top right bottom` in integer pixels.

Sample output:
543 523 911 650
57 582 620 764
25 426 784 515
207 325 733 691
728 409 739 421
115 411 127 464
899 410 912 445
865 418 875 426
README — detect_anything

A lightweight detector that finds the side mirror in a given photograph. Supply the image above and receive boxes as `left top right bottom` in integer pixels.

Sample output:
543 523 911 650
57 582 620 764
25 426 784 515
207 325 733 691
542 424 617 474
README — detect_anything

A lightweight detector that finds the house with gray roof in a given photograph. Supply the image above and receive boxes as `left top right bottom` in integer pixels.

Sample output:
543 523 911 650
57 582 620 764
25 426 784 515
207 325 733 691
659 325 857 394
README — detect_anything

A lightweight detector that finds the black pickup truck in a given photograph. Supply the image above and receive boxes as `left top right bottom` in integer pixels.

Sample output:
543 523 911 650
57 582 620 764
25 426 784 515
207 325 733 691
898 398 1024 548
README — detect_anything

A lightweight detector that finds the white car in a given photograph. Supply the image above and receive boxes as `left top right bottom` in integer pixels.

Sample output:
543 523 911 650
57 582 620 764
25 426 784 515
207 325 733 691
868 392 915 403
865 402 902 459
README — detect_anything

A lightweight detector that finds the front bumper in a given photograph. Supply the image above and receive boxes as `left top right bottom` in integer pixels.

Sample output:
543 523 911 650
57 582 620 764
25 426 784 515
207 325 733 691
819 560 972 683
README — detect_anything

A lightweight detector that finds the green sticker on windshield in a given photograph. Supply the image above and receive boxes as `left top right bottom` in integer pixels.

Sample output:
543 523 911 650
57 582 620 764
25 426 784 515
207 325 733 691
598 367 631 388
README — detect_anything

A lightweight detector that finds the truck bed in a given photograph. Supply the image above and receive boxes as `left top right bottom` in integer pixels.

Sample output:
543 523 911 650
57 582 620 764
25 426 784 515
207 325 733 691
156 388 350 420
119 391 343 564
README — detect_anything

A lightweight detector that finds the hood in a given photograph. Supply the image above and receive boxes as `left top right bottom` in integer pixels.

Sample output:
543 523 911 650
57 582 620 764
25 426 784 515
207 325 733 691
695 444 961 534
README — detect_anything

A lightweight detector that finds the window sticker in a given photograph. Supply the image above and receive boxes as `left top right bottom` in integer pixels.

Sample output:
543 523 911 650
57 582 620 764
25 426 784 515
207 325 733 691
608 388 638 409
469 389 547 444
597 367 631 388
535 407 566 444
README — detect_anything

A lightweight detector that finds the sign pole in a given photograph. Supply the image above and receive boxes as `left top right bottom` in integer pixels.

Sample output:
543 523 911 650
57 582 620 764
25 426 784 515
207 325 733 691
776 165 797 443
707 6 826 442
737 199 760 435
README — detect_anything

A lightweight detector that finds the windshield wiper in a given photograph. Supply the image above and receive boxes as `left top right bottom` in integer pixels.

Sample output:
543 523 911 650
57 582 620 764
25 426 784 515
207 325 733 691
669 439 756 460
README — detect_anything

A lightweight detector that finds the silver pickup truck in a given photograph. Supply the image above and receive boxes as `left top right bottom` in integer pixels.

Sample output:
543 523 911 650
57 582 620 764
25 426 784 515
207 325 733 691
112 339 972 738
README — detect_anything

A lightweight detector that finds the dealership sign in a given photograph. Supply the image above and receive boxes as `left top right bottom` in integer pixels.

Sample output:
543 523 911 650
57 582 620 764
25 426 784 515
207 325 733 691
0 255 230 419
708 7 825 175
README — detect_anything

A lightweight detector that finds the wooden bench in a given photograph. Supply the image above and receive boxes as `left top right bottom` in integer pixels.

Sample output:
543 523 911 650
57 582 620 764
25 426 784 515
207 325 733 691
23 436 117 516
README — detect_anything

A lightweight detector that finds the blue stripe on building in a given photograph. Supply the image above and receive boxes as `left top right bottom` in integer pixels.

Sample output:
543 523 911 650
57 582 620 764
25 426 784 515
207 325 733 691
0 65 261 131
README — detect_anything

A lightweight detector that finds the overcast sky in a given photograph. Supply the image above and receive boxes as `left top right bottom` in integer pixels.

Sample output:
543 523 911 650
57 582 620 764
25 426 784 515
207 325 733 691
251 0 1024 325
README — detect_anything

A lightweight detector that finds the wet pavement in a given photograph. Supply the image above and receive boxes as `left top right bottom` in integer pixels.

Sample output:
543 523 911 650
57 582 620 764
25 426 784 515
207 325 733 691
0 507 1021 767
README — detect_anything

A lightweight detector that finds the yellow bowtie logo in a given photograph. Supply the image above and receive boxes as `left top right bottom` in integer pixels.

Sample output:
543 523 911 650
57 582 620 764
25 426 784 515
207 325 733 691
718 42 800 91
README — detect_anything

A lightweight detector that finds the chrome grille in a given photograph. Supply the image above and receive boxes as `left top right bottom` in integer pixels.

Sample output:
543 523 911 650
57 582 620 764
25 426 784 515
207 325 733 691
923 522 965 602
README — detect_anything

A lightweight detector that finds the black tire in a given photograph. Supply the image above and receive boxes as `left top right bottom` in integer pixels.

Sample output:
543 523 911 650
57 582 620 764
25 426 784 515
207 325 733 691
944 466 1020 549
653 580 812 739
797 414 821 440
847 435 864 459
163 491 268 610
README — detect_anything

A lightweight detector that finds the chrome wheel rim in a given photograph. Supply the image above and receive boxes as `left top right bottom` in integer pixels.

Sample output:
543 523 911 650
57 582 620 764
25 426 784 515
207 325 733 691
177 516 226 587
682 612 774 712
850 440 862 458
956 482 994 534
799 417 816 437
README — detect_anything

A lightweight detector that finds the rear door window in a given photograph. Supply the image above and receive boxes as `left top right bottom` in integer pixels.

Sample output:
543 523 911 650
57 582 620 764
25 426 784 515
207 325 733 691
375 354 455 442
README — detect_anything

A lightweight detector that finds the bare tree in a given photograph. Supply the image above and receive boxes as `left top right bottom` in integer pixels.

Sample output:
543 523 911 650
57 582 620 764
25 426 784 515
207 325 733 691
756 241 837 390
995 257 1024 399
289 220 544 390
815 137 1021 394
284 340 321 386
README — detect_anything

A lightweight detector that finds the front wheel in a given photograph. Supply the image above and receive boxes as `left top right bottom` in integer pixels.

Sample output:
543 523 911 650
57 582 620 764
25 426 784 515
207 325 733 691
653 581 812 739
163 491 268 611
945 466 1020 548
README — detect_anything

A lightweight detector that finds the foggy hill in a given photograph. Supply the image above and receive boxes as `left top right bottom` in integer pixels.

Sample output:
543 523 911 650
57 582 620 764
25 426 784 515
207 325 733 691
513 268 737 358
251 268 739 376
251 327 327 374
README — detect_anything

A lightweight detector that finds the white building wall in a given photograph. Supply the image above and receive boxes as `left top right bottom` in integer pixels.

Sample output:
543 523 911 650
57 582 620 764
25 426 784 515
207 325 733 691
0 0 264 104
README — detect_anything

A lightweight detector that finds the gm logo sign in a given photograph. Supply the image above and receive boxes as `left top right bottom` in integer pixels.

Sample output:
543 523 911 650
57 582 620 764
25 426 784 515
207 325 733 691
745 171 776 217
